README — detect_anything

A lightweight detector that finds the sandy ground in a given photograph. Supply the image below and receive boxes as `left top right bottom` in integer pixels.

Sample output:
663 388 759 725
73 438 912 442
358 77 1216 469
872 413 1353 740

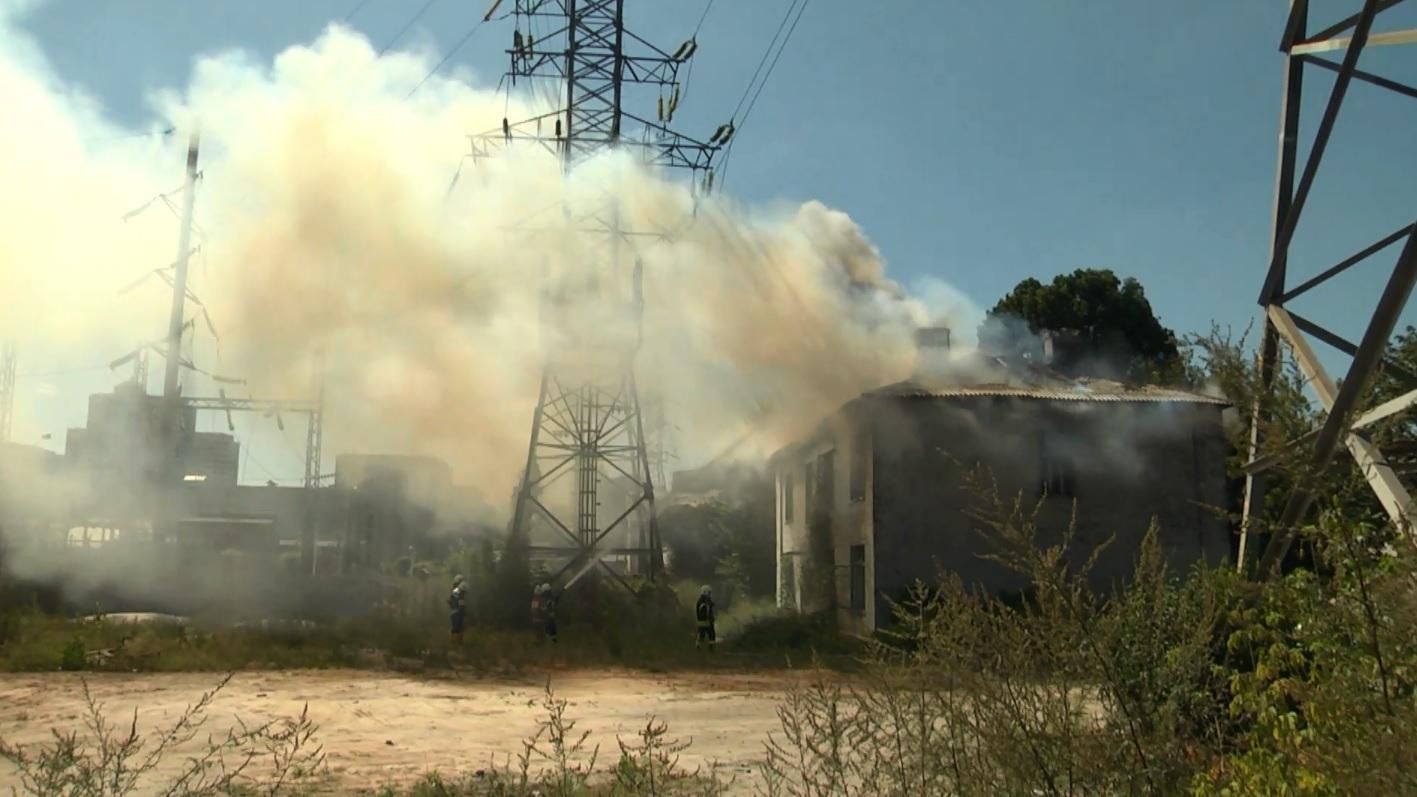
0 668 797 794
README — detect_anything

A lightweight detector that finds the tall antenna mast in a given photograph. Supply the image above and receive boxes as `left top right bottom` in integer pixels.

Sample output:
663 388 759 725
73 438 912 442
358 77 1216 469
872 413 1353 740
302 349 326 575
153 133 200 544
162 133 200 404
471 0 729 591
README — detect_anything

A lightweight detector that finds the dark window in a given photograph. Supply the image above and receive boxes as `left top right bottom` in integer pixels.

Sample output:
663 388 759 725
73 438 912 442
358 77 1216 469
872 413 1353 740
816 450 836 511
1041 433 1077 498
782 472 795 523
849 437 867 503
849 545 866 612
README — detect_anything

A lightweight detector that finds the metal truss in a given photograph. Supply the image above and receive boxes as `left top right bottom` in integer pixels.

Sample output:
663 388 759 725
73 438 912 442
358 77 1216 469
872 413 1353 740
1240 0 1417 577
512 365 659 591
468 0 726 181
480 1 726 591
183 390 325 573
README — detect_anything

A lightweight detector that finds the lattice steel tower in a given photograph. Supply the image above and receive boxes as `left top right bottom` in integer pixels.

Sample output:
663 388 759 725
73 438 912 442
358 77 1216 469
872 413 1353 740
1239 0 1417 576
471 0 728 590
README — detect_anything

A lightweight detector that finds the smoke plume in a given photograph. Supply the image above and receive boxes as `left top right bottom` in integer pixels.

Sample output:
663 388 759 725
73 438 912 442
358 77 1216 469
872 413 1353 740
0 15 974 517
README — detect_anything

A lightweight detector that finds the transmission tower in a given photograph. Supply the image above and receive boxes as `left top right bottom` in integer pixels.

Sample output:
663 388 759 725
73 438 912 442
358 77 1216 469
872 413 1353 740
1239 0 1417 577
0 343 16 443
470 0 730 590
643 395 677 495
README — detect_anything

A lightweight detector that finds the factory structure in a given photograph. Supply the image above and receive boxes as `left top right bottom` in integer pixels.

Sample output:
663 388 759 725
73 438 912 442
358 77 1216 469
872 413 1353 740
771 328 1235 633
0 380 492 585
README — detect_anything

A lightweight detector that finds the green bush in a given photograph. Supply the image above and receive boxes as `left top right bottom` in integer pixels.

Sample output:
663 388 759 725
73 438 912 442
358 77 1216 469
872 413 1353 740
58 637 86 672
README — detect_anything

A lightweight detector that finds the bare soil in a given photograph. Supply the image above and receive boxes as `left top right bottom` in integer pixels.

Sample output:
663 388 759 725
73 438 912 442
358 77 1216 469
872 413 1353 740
0 668 799 794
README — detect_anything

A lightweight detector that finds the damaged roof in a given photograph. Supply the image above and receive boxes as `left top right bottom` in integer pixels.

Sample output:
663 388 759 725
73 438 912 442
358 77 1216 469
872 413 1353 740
769 351 1228 465
863 380 1228 405
861 350 1228 406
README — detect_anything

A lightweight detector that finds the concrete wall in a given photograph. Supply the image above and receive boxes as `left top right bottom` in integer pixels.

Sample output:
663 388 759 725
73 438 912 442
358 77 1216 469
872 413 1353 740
869 396 1231 629
66 385 240 492
773 414 878 635
774 395 1232 633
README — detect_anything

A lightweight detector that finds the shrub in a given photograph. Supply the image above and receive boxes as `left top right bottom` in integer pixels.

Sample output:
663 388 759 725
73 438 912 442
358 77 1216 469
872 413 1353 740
59 637 86 672
0 673 324 796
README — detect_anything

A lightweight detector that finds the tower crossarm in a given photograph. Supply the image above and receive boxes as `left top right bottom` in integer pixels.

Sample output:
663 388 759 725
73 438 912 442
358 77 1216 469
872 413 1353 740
469 116 721 171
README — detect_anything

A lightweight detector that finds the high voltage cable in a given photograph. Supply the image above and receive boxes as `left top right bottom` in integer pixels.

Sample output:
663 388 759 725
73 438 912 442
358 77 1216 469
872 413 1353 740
343 0 375 22
727 0 801 125
739 0 809 137
720 0 810 188
377 0 440 56
407 10 507 98
679 0 717 105
82 126 175 147
693 0 717 37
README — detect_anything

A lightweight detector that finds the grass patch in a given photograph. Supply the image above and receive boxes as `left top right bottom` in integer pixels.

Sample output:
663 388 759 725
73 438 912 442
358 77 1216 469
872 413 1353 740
0 599 860 675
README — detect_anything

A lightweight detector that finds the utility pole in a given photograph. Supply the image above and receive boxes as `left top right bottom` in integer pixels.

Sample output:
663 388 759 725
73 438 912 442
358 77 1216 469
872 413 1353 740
1238 0 1417 577
162 134 200 405
157 133 200 540
132 349 150 392
302 349 325 575
0 343 16 443
471 1 730 591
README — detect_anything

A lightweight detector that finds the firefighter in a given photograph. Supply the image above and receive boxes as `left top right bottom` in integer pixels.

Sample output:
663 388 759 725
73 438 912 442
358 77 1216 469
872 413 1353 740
695 585 716 650
531 582 559 643
448 574 468 644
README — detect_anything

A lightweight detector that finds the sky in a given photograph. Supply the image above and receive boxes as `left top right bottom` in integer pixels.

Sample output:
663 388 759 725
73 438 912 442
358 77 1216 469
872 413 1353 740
6 0 1417 484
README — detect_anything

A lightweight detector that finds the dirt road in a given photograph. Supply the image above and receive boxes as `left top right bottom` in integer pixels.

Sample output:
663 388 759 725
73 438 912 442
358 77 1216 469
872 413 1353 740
0 668 797 793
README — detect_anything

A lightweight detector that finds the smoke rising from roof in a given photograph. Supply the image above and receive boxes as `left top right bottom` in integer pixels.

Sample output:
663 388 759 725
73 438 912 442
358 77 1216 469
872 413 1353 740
0 16 980 525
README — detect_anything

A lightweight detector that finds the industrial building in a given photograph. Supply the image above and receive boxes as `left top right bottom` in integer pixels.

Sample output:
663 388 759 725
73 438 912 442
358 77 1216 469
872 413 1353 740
771 328 1233 634
0 382 493 610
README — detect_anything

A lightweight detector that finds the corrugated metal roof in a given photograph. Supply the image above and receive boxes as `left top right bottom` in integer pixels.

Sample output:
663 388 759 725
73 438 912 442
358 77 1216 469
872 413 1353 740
864 381 1229 405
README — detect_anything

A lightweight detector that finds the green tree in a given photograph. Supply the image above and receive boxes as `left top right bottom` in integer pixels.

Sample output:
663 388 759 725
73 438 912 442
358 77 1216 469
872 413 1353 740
984 268 1184 384
658 471 776 601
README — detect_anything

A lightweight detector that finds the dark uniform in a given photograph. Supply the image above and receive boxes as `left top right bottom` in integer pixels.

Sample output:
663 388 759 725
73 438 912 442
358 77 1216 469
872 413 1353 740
695 589 716 649
448 578 468 640
542 588 559 643
532 584 559 643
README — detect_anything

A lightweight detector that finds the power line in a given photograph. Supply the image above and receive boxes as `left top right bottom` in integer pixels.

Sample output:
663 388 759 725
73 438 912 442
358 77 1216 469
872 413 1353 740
377 0 440 56
82 126 175 147
679 0 717 106
120 183 186 222
739 0 809 136
728 0 801 124
344 0 375 22
406 12 501 98
720 0 810 188
693 0 717 37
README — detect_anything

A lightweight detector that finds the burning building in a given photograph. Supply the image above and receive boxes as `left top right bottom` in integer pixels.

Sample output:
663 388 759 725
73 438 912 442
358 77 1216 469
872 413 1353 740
770 327 1232 634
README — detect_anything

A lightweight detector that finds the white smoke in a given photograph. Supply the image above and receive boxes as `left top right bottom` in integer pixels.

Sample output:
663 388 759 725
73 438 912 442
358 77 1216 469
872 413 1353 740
0 12 985 539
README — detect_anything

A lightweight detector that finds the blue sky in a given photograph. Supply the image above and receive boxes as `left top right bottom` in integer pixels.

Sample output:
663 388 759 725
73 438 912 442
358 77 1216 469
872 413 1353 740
10 0 1417 481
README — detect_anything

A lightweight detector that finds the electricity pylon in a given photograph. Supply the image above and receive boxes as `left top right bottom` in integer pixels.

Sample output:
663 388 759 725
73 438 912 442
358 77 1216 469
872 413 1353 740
470 0 730 590
1239 0 1417 577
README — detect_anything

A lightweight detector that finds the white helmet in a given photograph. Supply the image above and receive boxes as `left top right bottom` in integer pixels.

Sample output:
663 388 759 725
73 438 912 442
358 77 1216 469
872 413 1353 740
701 585 711 597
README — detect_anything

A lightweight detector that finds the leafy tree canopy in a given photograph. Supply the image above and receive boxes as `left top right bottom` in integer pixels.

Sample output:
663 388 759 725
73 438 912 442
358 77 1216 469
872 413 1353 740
983 268 1184 385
